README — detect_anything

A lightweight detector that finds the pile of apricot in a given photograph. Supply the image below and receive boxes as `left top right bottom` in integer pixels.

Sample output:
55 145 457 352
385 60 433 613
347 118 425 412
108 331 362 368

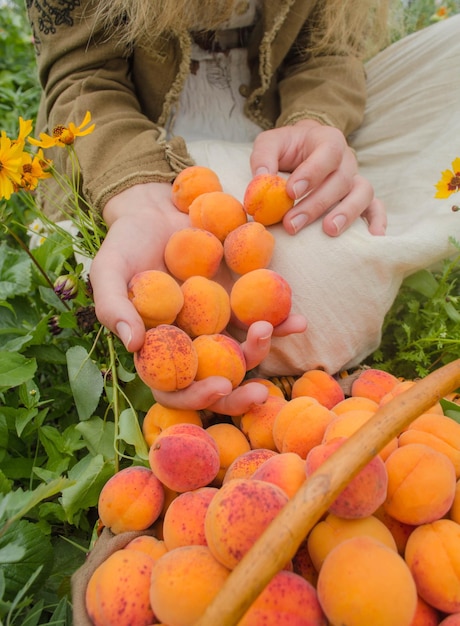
85 166 460 626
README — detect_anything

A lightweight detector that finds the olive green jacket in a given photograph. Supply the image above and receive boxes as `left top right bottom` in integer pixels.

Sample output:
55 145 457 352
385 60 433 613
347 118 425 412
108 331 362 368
27 0 366 217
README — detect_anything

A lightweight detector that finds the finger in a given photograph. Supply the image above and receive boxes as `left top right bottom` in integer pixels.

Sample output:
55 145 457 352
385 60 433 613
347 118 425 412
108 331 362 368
240 321 274 370
152 377 234 411
362 197 387 235
321 175 376 237
206 381 270 416
283 166 353 235
90 243 146 352
272 313 308 337
249 129 285 176
285 130 347 201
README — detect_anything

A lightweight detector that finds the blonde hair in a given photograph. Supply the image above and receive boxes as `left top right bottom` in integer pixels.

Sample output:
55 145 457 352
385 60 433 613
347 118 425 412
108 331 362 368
95 0 392 58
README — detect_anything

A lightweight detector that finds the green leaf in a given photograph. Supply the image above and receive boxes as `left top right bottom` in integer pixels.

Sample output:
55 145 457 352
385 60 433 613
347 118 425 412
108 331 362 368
403 269 439 298
60 455 115 524
75 416 116 460
0 520 53 598
0 244 31 299
440 398 460 424
0 352 36 388
66 346 104 421
117 408 149 460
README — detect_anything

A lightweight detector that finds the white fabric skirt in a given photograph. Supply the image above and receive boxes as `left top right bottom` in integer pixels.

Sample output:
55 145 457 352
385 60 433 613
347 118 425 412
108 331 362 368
172 16 460 376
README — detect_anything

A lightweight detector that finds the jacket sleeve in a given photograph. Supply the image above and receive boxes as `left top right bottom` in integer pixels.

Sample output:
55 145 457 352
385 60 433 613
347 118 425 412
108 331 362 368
275 17 367 136
27 0 193 215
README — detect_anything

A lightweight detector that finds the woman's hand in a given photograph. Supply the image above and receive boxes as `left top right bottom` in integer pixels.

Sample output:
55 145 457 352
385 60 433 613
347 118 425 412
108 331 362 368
89 182 307 415
250 119 387 237
90 182 190 353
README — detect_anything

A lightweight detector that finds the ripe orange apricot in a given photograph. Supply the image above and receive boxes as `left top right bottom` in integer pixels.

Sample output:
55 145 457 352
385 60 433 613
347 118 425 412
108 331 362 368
291 369 345 409
193 333 246 389
317 536 417 626
134 324 198 391
127 269 184 328
142 402 202 448
164 227 224 281
230 268 292 327
171 165 223 213
351 368 400 403
188 190 247 241
223 221 275 274
175 275 231 337
86 549 155 626
243 173 294 226
97 466 165 534
205 422 251 485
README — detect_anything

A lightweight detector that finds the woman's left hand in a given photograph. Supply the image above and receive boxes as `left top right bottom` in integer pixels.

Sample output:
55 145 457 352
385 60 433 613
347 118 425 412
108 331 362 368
250 119 387 237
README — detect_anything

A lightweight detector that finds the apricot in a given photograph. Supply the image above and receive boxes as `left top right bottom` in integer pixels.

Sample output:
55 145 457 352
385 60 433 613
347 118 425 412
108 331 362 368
134 324 198 391
239 570 327 626
405 519 460 613
86 549 155 626
373 505 416 554
317 536 417 626
142 402 202 448
449 478 460 523
400 412 460 477
171 165 223 213
240 394 288 450
124 535 168 561
97 466 165 534
205 422 251 485
331 395 379 415
243 173 294 226
149 545 230 626
188 190 247 241
291 369 345 409
307 513 397 573
409 595 441 626
193 333 246 389
223 221 275 274
222 448 278 483
230 268 292 327
379 379 444 414
127 269 184 329
164 227 224 281
351 367 400 403
273 397 335 458
204 477 289 569
439 615 460 626
306 438 388 519
162 486 218 550
323 409 397 461
175 275 231 337
292 539 319 587
148 423 220 492
241 376 286 399
252 451 306 498
384 442 456 525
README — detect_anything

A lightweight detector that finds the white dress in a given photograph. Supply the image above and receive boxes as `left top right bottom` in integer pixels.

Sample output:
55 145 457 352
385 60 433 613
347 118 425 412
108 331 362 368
170 12 460 377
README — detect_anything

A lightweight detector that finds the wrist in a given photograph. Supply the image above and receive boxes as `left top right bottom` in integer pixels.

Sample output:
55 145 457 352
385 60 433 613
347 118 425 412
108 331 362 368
102 182 173 227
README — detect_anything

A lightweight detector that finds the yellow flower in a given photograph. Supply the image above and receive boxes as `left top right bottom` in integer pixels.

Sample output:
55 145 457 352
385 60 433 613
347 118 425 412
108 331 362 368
15 117 34 147
28 111 96 149
435 157 460 199
18 149 53 191
0 131 26 200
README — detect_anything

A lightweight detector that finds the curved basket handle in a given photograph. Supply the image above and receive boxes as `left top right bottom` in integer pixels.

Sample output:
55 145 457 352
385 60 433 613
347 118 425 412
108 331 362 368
195 359 460 626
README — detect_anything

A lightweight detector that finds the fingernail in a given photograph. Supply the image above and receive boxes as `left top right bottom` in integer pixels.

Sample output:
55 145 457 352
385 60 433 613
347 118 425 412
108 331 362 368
332 214 347 234
255 166 269 176
290 213 309 233
292 180 309 199
116 321 132 350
